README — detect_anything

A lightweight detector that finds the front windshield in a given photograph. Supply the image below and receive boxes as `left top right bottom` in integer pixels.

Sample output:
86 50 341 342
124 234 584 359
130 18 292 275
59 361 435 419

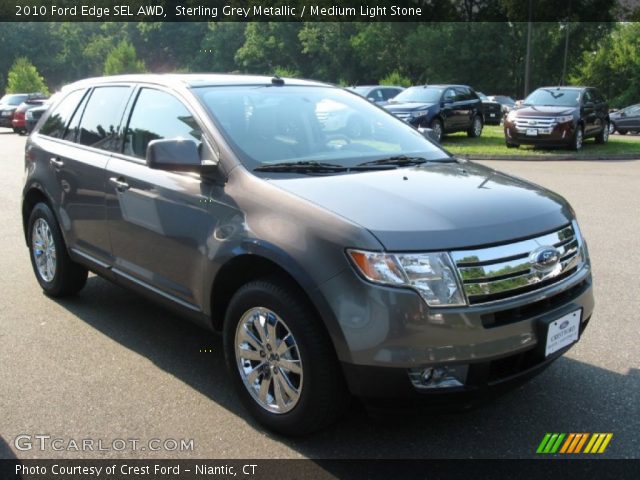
391 87 443 104
347 87 371 96
195 85 449 170
523 89 580 107
0 94 28 106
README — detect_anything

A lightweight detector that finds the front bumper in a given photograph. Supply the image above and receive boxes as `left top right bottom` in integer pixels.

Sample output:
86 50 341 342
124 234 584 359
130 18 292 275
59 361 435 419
504 121 576 146
320 263 593 399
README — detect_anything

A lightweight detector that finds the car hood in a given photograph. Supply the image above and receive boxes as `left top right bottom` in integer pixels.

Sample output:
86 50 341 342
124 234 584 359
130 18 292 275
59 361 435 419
0 104 18 111
267 162 573 251
515 105 577 117
385 102 436 112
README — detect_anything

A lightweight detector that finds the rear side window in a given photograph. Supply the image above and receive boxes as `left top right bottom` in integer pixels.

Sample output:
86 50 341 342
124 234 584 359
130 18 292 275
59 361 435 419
123 88 202 159
77 86 131 151
39 89 86 139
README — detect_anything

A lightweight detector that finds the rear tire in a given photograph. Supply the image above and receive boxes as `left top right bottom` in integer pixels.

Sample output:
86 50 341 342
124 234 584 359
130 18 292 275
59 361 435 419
223 277 349 436
27 203 88 297
467 115 483 138
12 127 20 134
617 129 628 135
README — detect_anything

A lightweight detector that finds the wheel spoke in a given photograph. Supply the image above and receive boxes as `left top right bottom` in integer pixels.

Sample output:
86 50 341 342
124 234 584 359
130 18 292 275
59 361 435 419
238 348 263 362
276 367 299 401
239 324 263 351
276 334 293 356
258 375 271 403
273 374 287 410
278 358 302 375
253 312 269 345
266 316 277 347
245 363 264 386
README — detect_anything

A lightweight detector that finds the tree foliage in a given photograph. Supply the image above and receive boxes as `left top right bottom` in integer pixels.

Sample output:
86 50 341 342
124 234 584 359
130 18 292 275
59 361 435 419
571 23 640 107
103 40 146 76
6 57 49 95
0 15 626 103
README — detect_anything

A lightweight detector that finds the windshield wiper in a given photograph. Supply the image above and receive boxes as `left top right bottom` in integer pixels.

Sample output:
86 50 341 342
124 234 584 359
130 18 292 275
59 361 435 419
254 160 347 173
354 155 454 168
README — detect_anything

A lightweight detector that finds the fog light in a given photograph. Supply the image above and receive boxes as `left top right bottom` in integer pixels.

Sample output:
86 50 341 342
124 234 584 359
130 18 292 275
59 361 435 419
408 365 468 389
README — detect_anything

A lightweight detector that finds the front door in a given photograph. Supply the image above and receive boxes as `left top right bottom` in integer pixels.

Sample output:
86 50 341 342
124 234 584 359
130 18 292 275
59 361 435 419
105 87 216 309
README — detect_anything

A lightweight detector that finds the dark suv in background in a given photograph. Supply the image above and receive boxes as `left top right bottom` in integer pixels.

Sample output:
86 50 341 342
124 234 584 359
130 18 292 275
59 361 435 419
385 84 484 142
22 74 594 435
504 86 609 150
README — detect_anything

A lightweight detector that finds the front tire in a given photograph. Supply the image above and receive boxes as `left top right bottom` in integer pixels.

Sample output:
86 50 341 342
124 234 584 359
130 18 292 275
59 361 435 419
27 203 88 297
571 125 584 151
506 142 519 149
429 118 443 142
595 121 609 144
467 115 483 138
223 277 348 436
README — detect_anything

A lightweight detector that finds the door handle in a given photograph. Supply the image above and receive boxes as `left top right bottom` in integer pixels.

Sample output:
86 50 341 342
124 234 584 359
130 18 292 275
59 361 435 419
50 157 64 168
109 177 130 191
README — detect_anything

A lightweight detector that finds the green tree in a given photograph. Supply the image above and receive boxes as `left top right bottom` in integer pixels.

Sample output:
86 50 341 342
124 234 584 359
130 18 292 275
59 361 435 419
571 23 640 107
6 57 49 94
379 71 412 87
103 40 146 76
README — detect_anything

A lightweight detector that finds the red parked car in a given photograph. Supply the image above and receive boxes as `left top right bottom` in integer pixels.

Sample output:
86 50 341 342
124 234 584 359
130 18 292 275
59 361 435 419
11 97 48 134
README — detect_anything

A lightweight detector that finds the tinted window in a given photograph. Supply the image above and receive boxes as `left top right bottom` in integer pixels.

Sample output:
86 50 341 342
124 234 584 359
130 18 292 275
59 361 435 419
63 91 91 142
123 88 202 159
455 87 473 101
393 87 443 104
582 90 593 105
77 86 131 151
196 85 449 169
0 94 28 106
381 88 402 100
369 89 384 102
39 89 86 139
524 88 580 107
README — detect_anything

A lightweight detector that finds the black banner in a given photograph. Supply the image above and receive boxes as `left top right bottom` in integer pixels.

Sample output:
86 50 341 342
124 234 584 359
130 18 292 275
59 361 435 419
1 459 639 480
1 0 639 22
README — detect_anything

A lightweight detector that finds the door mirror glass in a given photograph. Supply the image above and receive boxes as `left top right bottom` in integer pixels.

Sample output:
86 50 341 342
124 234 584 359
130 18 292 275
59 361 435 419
146 139 202 171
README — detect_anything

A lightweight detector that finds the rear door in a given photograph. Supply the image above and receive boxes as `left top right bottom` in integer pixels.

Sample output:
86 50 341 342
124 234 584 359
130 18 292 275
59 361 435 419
581 89 598 135
618 105 640 131
35 85 132 266
105 86 215 310
441 88 460 130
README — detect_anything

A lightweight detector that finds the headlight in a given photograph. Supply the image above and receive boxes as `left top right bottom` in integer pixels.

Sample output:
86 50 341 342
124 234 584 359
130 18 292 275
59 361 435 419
26 110 33 120
555 115 574 124
410 110 427 118
347 249 466 307
506 110 517 122
1 110 12 117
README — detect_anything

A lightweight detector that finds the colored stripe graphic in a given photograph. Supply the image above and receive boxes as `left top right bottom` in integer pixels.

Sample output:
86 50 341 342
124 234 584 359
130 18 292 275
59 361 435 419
538 433 613 454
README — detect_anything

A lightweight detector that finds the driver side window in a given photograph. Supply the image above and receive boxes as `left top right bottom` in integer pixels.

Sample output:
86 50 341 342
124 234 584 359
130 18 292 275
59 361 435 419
123 88 202 159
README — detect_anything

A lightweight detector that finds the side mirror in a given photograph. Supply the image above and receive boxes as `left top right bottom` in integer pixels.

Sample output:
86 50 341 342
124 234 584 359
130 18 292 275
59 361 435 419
367 96 376 102
146 139 202 172
441 99 453 107
583 101 595 109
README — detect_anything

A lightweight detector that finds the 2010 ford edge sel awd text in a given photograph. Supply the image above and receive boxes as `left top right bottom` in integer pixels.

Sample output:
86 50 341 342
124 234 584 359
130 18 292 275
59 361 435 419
22 75 594 435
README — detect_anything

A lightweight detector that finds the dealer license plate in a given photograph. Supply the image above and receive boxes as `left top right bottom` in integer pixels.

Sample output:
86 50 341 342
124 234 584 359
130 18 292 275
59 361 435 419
545 309 581 357
490 113 496 117
526 128 538 136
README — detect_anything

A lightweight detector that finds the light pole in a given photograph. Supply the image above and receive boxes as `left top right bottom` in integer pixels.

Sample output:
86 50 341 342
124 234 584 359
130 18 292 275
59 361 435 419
524 0 533 98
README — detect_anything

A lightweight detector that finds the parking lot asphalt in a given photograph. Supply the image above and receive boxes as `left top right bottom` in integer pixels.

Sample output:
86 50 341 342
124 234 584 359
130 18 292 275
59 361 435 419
1 129 638 460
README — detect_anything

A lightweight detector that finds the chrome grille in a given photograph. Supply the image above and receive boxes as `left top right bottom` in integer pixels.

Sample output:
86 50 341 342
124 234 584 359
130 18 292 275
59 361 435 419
514 117 556 129
450 224 582 304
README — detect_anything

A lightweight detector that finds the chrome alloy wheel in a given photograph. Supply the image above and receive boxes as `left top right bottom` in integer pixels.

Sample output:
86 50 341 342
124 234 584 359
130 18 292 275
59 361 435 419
473 117 482 136
603 122 610 142
575 127 583 150
32 218 57 282
235 307 303 414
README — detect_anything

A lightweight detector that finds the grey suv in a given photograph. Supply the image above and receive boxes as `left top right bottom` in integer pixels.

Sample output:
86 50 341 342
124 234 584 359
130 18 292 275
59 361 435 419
22 74 594 435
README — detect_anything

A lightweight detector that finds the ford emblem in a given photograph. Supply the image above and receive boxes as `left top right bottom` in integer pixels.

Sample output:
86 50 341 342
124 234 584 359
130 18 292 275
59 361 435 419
559 320 570 329
529 246 561 272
